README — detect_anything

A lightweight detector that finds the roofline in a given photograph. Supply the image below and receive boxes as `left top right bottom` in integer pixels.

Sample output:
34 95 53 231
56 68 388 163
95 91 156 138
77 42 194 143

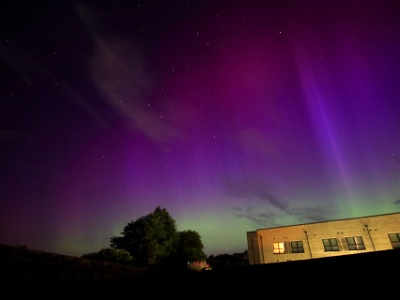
247 211 400 233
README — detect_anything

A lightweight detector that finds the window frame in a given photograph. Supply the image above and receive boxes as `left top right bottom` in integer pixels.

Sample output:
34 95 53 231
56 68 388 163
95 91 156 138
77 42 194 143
290 240 304 253
345 236 366 250
273 242 285 254
322 238 340 251
388 233 400 249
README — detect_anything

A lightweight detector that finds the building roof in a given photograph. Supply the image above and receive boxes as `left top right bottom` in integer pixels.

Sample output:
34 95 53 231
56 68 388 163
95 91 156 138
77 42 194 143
247 211 400 233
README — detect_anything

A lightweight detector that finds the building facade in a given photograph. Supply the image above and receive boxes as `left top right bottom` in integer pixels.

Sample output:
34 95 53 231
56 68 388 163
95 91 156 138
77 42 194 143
247 212 400 265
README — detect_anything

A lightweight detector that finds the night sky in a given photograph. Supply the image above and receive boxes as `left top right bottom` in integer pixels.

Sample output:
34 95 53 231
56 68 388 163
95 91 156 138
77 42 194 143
1 1 400 257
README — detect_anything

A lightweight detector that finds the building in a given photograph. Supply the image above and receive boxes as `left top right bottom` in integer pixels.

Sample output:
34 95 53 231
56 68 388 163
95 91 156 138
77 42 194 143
246 212 400 265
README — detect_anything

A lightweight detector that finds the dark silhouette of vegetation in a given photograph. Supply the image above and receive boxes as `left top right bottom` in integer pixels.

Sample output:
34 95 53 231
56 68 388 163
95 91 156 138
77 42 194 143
0 244 146 284
207 250 249 270
175 230 207 262
81 206 247 271
2 242 399 296
167 230 208 271
81 248 134 265
106 206 206 270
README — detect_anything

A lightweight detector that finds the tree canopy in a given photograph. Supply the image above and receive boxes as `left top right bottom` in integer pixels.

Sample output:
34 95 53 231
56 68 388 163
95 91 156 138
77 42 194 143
81 248 134 265
110 206 206 268
175 230 207 262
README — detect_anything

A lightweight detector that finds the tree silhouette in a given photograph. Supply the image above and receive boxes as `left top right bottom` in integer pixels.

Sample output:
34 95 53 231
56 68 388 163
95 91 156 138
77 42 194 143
110 206 205 269
176 230 207 261
81 248 134 264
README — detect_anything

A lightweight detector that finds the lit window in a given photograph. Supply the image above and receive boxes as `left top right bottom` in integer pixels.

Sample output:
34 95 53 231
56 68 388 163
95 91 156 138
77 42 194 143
322 238 339 251
388 233 400 249
290 241 304 253
273 242 285 254
346 236 365 250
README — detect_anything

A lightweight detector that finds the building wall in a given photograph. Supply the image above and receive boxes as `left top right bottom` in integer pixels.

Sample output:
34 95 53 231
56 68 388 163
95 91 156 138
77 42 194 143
247 212 400 265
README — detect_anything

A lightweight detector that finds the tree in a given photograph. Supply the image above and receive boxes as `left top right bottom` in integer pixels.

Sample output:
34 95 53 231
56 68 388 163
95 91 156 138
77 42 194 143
81 248 134 264
110 207 207 270
110 206 177 266
175 230 207 263
207 250 249 270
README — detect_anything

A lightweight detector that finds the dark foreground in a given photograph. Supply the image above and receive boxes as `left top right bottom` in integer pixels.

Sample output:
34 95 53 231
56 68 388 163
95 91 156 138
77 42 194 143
1 244 399 295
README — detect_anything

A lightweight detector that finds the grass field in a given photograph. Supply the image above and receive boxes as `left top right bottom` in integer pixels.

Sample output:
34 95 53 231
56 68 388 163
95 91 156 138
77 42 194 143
1 243 399 295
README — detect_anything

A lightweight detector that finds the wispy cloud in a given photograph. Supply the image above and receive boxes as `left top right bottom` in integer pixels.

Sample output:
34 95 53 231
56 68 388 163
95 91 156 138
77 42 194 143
224 176 287 210
79 3 181 147
225 175 335 228
232 203 334 229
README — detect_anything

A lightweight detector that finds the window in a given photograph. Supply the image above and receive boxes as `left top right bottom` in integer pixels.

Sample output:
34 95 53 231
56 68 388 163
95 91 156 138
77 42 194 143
322 238 339 251
290 241 304 253
388 233 400 249
273 242 285 254
346 236 365 250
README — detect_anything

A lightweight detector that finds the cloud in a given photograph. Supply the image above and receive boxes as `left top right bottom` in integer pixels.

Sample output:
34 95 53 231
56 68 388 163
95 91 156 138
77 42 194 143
88 36 181 145
0 43 36 88
224 176 287 211
288 205 335 223
233 203 334 229
78 2 182 147
232 205 286 228
225 175 335 228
